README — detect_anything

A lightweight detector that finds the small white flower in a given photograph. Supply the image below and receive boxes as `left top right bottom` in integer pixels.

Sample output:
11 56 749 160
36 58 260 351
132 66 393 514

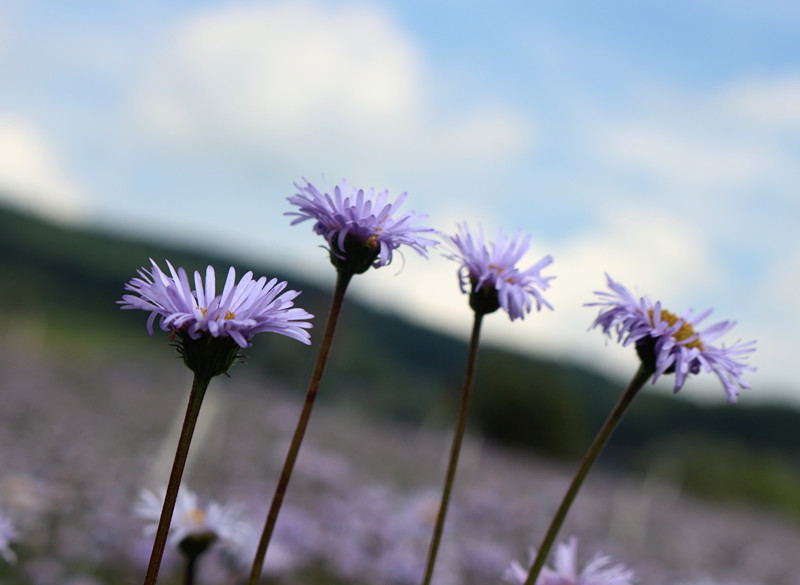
0 511 18 564
135 487 250 555
504 537 634 585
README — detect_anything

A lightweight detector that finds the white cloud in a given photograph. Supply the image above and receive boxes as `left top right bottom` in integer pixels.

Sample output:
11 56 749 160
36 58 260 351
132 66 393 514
133 0 532 174
592 77 800 197
0 116 87 223
138 1 420 141
719 75 800 130
746 243 800 395
601 124 775 190
760 246 800 314
429 109 531 165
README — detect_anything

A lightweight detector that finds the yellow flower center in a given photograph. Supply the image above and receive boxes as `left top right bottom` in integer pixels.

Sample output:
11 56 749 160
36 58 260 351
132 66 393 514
188 507 207 528
488 264 515 283
366 229 382 248
648 308 704 350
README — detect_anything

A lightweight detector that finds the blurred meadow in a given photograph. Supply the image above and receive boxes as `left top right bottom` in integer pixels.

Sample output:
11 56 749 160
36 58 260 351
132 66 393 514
1 204 799 585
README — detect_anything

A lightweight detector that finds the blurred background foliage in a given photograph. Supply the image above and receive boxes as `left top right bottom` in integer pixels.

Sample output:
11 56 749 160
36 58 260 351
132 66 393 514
2 202 799 524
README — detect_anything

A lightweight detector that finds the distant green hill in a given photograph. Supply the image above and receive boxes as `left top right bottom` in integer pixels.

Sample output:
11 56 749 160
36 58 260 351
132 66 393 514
2 203 800 517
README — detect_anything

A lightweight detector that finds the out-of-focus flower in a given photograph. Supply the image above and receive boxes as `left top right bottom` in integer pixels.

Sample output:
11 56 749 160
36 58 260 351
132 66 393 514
120 260 313 377
135 487 250 558
444 223 554 319
504 537 634 585
674 580 765 585
587 274 756 402
0 511 18 564
286 178 438 274
674 581 763 585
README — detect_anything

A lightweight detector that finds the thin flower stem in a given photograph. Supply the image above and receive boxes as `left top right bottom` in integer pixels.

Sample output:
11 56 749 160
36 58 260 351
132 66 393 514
183 555 197 585
143 374 211 585
523 363 654 585
247 270 353 585
420 310 485 585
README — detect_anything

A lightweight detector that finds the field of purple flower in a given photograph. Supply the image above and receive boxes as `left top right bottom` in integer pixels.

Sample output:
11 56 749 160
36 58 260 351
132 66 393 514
0 337 797 585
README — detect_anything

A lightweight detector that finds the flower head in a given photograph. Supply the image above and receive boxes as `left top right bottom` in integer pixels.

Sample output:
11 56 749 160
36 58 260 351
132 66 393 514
286 178 438 274
120 259 313 376
0 511 17 564
587 274 756 402
504 537 634 585
444 223 554 320
135 487 251 559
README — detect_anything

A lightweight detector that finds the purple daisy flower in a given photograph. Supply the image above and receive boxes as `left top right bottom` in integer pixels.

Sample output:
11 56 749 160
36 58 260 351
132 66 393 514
444 223 554 320
120 259 314 348
286 178 438 274
587 273 756 402
504 537 635 585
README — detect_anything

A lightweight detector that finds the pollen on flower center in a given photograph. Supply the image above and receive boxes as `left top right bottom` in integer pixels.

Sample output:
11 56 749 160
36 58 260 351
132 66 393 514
200 308 237 321
188 507 206 528
648 308 704 350
366 230 381 247
488 264 517 284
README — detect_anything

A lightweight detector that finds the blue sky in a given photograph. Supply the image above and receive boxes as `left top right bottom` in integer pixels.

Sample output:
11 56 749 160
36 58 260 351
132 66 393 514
1 1 798 403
